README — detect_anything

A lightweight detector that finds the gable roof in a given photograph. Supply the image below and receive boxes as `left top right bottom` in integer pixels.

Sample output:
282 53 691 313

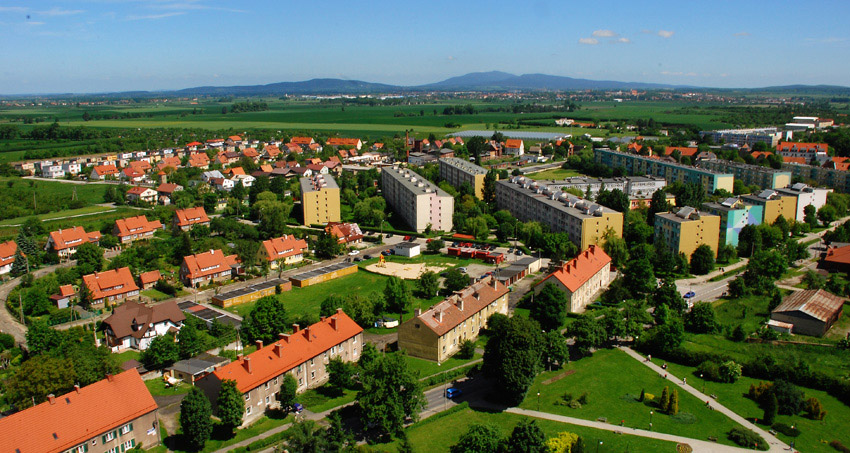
326 222 364 244
139 270 162 286
182 249 239 280
103 300 185 339
209 310 362 393
291 136 314 145
411 276 509 336
157 156 182 171
0 240 17 267
125 186 155 196
49 227 101 251
537 245 612 292
773 289 844 323
505 139 524 149
173 207 210 227
92 164 118 176
261 235 309 261
82 267 139 301
777 141 828 154
114 215 162 238
824 244 850 266
0 369 157 453
157 182 183 194
664 146 699 157
327 137 361 147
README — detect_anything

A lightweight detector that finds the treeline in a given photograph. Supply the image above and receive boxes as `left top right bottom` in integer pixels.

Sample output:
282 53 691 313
81 109 197 121
229 101 268 113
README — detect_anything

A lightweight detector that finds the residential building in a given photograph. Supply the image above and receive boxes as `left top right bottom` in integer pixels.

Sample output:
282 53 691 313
90 164 119 180
495 177 623 250
543 175 667 199
156 183 183 205
260 235 309 268
102 300 185 350
696 159 792 190
439 157 489 199
0 369 160 453
113 215 163 244
822 244 850 273
699 127 784 147
702 198 764 247
663 147 699 159
125 186 158 204
41 163 66 178
775 183 832 222
740 189 797 224
188 152 210 169
46 226 102 258
173 207 210 231
770 289 844 337
197 310 363 424
782 162 850 194
381 167 454 233
594 148 734 193
326 137 363 150
407 152 437 165
180 249 239 287
138 270 161 289
397 276 508 363
300 174 341 226
0 240 17 275
533 245 613 312
50 284 75 309
504 139 525 156
777 141 829 164
82 267 140 307
325 222 364 245
654 207 721 258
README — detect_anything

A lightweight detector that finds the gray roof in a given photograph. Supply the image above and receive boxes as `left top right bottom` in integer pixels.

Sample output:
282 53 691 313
499 177 618 220
450 130 568 141
383 167 451 197
168 353 230 376
394 241 420 249
440 157 488 175
300 174 339 194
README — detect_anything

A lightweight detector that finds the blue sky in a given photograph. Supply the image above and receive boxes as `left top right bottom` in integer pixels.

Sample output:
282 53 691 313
1 0 849 94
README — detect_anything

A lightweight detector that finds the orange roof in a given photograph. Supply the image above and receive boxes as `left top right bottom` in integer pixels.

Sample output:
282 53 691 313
338 149 349 158
538 245 612 292
228 135 242 141
114 215 162 239
751 151 773 159
326 222 364 244
157 182 182 194
55 284 75 298
286 143 302 153
824 244 850 265
308 143 321 150
185 141 203 147
0 369 157 453
412 277 509 336
139 270 161 285
777 141 828 154
260 164 274 172
0 240 17 267
327 137 361 147
372 142 384 149
505 139 523 149
182 249 239 280
173 207 210 227
49 227 101 251
125 186 153 196
291 136 314 145
128 160 151 173
261 235 309 261
157 156 182 170
242 148 259 158
264 145 281 157
122 167 144 179
229 166 246 175
209 310 362 393
188 152 210 167
82 267 139 301
664 146 698 157
92 164 118 176
782 156 808 165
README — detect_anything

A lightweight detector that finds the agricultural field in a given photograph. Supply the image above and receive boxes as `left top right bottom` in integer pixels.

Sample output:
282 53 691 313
0 177 112 221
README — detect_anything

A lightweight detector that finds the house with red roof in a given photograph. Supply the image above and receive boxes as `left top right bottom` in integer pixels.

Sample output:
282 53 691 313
125 186 158 204
156 182 183 205
504 139 525 156
0 240 17 275
325 222 364 245
185 140 203 149
180 249 239 287
188 152 210 169
750 151 774 160
0 368 160 453
172 207 210 231
822 244 850 273
260 235 309 268
197 309 363 424
664 146 699 158
50 284 75 309
102 300 184 350
326 137 362 150
291 136 315 146
47 227 101 259
128 160 152 174
242 148 260 161
157 156 182 172
533 245 613 312
398 276 509 363
114 215 163 244
263 145 281 159
777 141 828 163
285 142 302 154
90 164 119 180
120 167 145 183
823 157 850 171
82 267 140 307
138 270 162 290
782 156 808 165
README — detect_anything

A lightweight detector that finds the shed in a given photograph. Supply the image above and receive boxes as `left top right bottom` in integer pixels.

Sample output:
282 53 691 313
167 353 231 385
770 289 844 337
393 242 421 258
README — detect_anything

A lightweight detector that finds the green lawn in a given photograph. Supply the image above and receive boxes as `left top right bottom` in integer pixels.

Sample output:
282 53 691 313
141 288 173 301
115 349 141 363
166 413 293 453
402 353 482 380
381 405 678 452
143 377 192 397
526 168 581 180
0 204 117 226
296 387 358 414
521 349 744 447
712 295 771 332
826 302 850 339
649 358 850 453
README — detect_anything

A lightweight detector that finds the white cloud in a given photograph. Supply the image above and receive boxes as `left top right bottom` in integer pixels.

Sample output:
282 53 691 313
0 6 27 13
447 56 455 61
578 37 598 45
127 11 185 20
616 37 631 44
592 29 617 38
734 32 750 37
35 7 84 16
657 30 674 38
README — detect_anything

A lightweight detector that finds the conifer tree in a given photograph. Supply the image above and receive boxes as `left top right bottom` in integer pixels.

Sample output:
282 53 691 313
660 386 670 414
670 389 680 415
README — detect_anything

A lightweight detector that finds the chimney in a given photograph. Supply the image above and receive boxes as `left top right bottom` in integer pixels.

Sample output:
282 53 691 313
255 340 263 349
336 308 344 315
273 343 283 357
303 327 311 342
330 317 338 331
74 384 80 394
321 316 326 322
414 308 422 317
47 394 56 405
436 311 443 323
491 277 498 289
243 357 252 374
292 323 300 333
237 354 243 361
106 374 114 382
279 333 290 343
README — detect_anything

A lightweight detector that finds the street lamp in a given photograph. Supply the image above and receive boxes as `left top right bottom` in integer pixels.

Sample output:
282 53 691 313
649 411 653 431
700 373 705 394
596 440 603 453
537 391 540 411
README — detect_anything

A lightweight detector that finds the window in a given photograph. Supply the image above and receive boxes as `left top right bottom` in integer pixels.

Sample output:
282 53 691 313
104 448 118 453
265 396 270 404
122 440 135 451
69 445 87 453
264 382 270 390
274 377 278 385
246 406 252 415
120 423 133 435
311 371 315 379
104 431 116 442
298 378 304 386
244 393 251 401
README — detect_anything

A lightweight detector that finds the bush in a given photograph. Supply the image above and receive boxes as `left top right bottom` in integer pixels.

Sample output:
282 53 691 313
697 361 721 382
456 339 476 360
771 423 801 438
719 361 742 383
831 440 850 453
727 427 768 450
804 396 827 420
772 380 805 415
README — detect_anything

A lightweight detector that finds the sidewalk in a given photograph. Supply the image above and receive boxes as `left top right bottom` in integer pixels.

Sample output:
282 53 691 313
618 346 790 453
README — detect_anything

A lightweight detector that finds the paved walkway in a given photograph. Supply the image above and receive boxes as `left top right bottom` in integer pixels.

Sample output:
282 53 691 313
508 407 752 453
618 346 790 453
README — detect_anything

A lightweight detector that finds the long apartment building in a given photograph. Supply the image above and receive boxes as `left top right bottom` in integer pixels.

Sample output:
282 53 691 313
740 189 797 224
699 127 785 147
439 157 489 199
534 245 613 313
198 310 363 424
594 148 734 193
696 159 792 190
300 174 341 226
496 176 623 250
782 162 850 194
543 175 667 199
654 207 721 258
382 167 454 232
702 197 764 247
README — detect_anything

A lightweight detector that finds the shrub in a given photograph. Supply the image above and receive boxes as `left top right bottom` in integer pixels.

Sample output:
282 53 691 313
772 380 805 415
577 392 589 405
804 397 827 420
456 339 476 359
727 427 768 450
771 423 801 438
697 361 721 382
830 440 850 453
719 361 742 383
677 443 693 453
747 381 773 401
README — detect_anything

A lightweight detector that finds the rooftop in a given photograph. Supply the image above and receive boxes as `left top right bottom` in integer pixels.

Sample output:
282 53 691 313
413 276 509 336
537 245 611 292
773 289 844 323
450 130 568 141
300 174 339 194
498 176 619 220
439 157 488 175
383 167 452 197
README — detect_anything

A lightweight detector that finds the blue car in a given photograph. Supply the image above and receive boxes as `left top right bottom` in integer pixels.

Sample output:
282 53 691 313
446 388 462 399
683 291 696 299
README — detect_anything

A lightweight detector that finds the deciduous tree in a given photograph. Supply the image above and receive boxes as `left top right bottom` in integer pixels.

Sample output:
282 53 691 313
690 244 715 275
217 379 244 432
358 352 426 437
241 296 289 344
180 388 213 450
450 424 502 453
529 283 567 332
484 316 544 404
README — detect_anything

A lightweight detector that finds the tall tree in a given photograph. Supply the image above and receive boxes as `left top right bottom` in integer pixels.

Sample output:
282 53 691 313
74 242 103 276
278 374 298 409
648 189 670 224
314 230 343 259
624 257 655 298
450 424 502 453
140 333 179 370
241 296 289 344
684 302 719 333
384 276 412 314
466 136 486 166
217 379 245 432
530 283 567 332
5 355 75 409
483 316 544 405
417 271 440 299
505 419 548 453
690 244 715 275
177 322 205 359
180 388 213 450
10 249 28 277
566 315 606 358
482 169 498 206
358 352 426 437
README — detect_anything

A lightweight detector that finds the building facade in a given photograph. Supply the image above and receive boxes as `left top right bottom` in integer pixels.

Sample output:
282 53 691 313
695 159 792 190
300 174 341 226
543 175 667 199
740 190 797 224
180 249 239 287
382 167 454 232
439 157 489 199
47 226 102 259
775 183 832 222
102 300 185 350
702 198 764 247
699 127 784 147
260 235 309 268
771 289 844 337
654 207 721 258
173 207 210 231
594 148 734 193
533 245 613 313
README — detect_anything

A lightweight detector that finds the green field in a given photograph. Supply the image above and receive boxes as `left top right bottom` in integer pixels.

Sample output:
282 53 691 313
0 206 143 241
404 353 482 380
526 168 581 180
521 349 744 446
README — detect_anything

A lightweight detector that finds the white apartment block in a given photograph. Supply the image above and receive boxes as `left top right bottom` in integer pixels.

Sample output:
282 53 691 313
382 167 454 233
775 183 832 222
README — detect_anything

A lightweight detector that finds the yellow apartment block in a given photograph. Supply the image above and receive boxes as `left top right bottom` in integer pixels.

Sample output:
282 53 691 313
655 207 721 258
741 189 797 224
300 174 341 226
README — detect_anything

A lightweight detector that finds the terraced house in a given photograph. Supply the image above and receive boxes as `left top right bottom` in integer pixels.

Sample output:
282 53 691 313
113 215 163 245
198 310 363 424
82 267 140 307
180 249 239 287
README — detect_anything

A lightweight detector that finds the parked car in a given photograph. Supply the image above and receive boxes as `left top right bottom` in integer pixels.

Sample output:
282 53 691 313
516 250 524 256
683 291 696 299
348 250 360 256
404 235 412 241
446 388 462 399
354 257 362 262
363 254 373 260
458 267 468 273
381 250 392 256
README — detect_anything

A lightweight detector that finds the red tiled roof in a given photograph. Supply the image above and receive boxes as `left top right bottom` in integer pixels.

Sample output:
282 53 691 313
50 284 75 301
122 168 144 179
824 244 850 266
125 186 152 196
0 369 157 453
185 141 203 147
139 270 161 285
0 240 17 267
327 138 361 147
751 151 774 159
49 227 101 251
92 164 118 176
114 215 162 239
505 139 523 149
291 136 314 145
228 135 242 141
128 160 151 173
664 146 698 157
188 153 210 167
157 156 182 171
173 207 210 227
157 182 182 194
264 145 281 157
413 277 509 336
242 148 259 158
230 167 246 175
306 164 325 172
326 222 364 244
777 141 828 154
182 249 239 280
83 267 139 301
782 156 808 165
338 149 349 158
261 235 309 262
209 310 362 393
537 245 611 292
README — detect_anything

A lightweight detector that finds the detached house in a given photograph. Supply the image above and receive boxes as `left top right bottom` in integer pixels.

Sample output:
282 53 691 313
125 186 158 204
114 215 163 244
102 300 185 350
326 222 364 245
180 249 239 287
188 152 210 169
82 267 140 307
0 369 161 453
504 139 525 156
47 226 101 259
326 137 362 150
0 240 17 275
90 164 119 180
261 235 309 268
157 183 183 205
173 207 210 231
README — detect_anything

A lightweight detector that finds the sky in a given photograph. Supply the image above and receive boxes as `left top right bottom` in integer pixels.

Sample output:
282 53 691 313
1 0 849 94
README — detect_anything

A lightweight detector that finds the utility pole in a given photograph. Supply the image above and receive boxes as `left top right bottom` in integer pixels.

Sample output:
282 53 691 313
19 292 24 324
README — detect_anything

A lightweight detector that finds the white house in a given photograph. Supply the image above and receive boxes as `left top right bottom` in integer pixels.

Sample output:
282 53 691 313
232 174 256 188
62 162 82 175
102 300 185 351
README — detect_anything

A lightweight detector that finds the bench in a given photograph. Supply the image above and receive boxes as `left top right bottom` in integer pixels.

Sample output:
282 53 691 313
597 417 608 423
708 436 718 442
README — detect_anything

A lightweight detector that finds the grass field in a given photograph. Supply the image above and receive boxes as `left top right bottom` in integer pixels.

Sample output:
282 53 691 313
296 387 358 414
403 353 482 380
525 168 581 180
649 358 850 453
0 206 142 241
712 295 772 332
520 349 744 447
144 377 192 397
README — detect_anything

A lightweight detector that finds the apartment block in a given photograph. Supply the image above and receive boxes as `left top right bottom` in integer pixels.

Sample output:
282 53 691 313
702 198 764 247
654 207 721 258
740 189 797 224
543 175 667 199
439 157 489 199
198 310 363 424
696 159 792 190
775 183 832 222
782 162 850 194
382 167 454 232
300 174 341 226
398 276 508 363
594 148 734 193
495 177 623 250
699 127 785 147
534 245 612 313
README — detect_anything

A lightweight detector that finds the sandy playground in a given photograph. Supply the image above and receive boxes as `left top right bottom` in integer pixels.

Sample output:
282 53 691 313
365 261 451 279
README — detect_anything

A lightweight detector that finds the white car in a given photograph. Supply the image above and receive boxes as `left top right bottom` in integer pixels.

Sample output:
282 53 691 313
348 250 360 256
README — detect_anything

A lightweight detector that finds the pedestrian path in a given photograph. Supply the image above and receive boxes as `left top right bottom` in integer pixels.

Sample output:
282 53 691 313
618 346 790 453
